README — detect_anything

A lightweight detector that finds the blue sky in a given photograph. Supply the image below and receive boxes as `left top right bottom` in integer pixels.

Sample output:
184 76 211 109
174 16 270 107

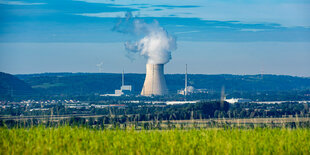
0 0 309 76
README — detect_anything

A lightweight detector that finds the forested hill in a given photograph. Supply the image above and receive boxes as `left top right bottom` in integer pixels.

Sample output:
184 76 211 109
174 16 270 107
14 72 310 96
0 72 33 98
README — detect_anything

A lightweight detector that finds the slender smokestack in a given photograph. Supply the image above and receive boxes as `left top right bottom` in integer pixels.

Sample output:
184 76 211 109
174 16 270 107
122 69 124 86
185 64 188 96
141 64 168 96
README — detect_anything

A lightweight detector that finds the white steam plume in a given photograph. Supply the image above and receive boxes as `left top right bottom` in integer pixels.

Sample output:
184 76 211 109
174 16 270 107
113 12 177 64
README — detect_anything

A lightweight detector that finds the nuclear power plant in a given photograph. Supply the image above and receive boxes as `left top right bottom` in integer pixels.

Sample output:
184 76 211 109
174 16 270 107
113 13 176 96
141 64 169 96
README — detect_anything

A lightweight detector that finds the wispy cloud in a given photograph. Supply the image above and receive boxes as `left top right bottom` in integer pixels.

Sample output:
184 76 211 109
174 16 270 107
76 12 126 18
1 0 310 43
174 31 200 34
240 29 266 32
0 0 46 5
75 0 310 27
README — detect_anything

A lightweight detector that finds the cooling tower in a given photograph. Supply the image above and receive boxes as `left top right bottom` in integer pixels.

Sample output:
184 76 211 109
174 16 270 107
141 64 168 96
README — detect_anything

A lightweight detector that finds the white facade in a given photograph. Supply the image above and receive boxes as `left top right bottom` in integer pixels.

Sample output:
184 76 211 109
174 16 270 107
225 98 252 104
178 86 195 95
121 85 132 91
166 100 199 105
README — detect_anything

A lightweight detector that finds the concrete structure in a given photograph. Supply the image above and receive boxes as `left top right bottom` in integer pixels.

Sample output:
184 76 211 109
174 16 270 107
178 86 195 95
178 64 196 95
185 64 188 96
166 100 199 105
141 64 168 96
194 89 209 93
225 98 252 104
101 69 132 96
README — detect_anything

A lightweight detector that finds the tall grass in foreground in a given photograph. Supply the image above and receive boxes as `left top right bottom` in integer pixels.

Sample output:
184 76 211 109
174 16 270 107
1 126 309 155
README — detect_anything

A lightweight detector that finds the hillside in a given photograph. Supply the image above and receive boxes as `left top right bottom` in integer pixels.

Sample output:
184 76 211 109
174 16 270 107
0 72 33 98
15 73 310 96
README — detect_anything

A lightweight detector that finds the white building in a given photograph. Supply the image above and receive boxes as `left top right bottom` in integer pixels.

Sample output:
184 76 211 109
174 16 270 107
225 98 252 104
101 69 132 96
178 86 195 95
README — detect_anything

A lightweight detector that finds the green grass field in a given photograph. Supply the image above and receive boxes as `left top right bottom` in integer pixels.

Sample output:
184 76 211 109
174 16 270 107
1 126 309 155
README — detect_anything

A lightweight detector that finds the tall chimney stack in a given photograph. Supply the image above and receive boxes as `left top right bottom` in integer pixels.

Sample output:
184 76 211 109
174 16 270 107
141 64 168 96
185 64 188 96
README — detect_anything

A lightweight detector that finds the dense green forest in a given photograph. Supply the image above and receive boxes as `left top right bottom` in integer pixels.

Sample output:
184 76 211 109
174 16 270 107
17 72 310 93
0 72 33 97
1 72 310 100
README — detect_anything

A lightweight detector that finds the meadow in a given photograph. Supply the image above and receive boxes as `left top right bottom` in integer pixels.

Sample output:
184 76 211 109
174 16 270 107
1 126 310 155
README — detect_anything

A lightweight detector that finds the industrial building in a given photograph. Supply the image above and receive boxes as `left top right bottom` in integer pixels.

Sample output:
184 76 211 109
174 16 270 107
101 70 132 96
178 64 197 95
225 98 252 104
178 86 195 95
